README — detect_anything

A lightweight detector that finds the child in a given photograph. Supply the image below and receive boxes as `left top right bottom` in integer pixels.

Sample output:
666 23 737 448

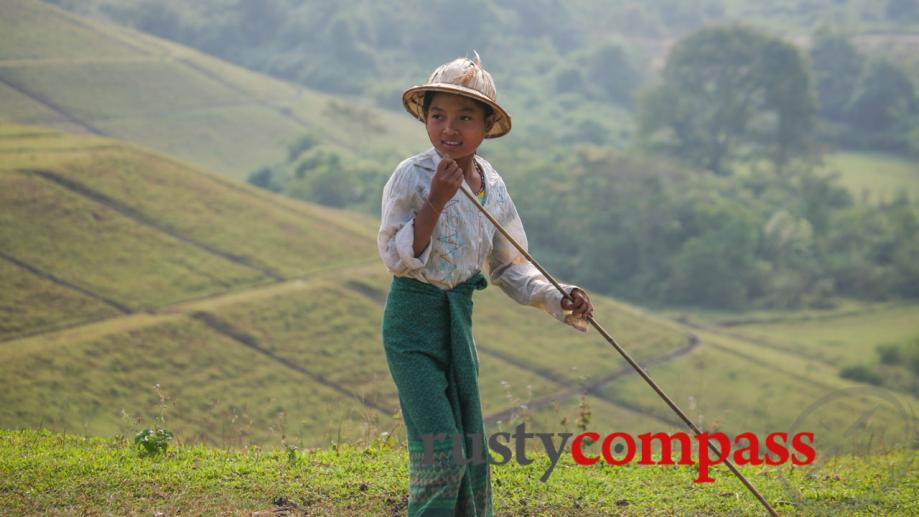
378 54 593 516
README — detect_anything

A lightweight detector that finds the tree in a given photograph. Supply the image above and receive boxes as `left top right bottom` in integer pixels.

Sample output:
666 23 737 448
887 0 919 21
845 59 917 151
236 0 288 47
287 134 318 162
638 25 816 174
809 29 863 122
247 167 279 192
585 43 639 105
131 2 183 41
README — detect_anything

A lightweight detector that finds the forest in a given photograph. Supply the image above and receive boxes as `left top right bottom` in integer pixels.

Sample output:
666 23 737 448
50 0 919 309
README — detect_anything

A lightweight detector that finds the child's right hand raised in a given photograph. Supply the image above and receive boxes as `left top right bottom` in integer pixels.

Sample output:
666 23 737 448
428 154 464 211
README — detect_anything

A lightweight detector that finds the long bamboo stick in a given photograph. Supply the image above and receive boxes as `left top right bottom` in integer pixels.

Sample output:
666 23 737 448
458 184 778 516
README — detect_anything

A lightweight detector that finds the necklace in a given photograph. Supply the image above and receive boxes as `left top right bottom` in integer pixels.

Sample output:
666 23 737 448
474 162 486 205
473 160 486 204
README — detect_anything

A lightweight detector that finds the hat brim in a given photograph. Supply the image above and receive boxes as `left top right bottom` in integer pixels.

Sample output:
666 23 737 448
402 83 512 138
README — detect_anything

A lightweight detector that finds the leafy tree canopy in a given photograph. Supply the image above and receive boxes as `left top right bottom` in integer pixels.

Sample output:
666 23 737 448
639 25 817 175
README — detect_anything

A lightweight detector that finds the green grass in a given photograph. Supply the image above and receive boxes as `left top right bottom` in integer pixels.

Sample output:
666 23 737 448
0 123 109 151
675 300 919 399
0 125 380 321
0 170 269 310
819 152 919 205
1 5 916 512
0 317 375 448
96 104 309 178
599 317 919 457
0 0 145 61
1 122 915 484
0 60 247 121
730 150 919 206
1 138 379 276
189 265 682 435
1 428 915 515
0 258 119 340
724 303 919 367
0 81 68 123
0 124 689 447
0 0 427 179
476 291 686 378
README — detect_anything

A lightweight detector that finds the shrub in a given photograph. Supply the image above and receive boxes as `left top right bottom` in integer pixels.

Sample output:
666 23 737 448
287 134 318 162
135 428 174 456
839 364 882 385
247 167 283 192
876 343 901 365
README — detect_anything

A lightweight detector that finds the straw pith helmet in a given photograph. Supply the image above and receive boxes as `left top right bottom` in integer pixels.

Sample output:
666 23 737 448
402 52 512 138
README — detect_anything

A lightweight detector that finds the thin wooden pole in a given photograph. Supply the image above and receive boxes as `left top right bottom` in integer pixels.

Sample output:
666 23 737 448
458 185 779 516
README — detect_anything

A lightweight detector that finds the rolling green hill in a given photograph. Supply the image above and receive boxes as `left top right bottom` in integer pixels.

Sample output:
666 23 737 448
0 0 915 458
0 0 426 180
4 0 916 211
2 123 916 461
0 4 914 512
0 123 689 446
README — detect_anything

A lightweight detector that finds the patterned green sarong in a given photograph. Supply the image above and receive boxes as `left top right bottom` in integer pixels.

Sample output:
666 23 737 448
382 273 492 517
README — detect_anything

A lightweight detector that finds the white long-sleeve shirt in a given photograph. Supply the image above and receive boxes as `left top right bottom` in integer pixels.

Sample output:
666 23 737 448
378 147 588 332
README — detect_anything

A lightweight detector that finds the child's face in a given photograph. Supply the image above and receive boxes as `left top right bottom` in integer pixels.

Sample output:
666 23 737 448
424 92 494 160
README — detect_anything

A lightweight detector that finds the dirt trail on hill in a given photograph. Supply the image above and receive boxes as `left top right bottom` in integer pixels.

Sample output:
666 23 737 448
482 335 700 427
0 260 379 342
679 316 853 369
0 249 131 313
5 243 706 425
343 281 701 427
190 310 394 414
0 75 105 135
19 168 284 280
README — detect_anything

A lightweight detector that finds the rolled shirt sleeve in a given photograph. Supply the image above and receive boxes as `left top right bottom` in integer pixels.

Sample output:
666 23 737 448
487 193 589 332
378 163 433 276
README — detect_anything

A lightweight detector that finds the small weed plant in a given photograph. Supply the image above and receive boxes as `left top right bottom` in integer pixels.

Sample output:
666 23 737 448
134 383 175 456
134 427 174 456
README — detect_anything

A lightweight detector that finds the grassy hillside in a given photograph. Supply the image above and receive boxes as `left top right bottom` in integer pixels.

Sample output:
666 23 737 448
2 123 916 462
704 303 919 367
0 123 692 447
1 428 916 515
0 0 426 179
5 1 916 212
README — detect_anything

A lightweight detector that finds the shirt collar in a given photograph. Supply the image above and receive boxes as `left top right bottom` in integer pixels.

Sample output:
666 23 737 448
417 147 495 186
417 147 441 171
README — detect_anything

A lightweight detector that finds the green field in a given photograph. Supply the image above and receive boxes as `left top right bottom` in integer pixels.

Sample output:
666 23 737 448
1 2 916 513
717 304 919 366
1 428 915 515
732 150 919 205
1 123 916 462
0 256 120 338
820 152 919 204
0 0 426 179
0 124 695 447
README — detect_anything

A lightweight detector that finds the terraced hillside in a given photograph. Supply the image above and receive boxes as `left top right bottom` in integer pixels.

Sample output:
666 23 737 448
0 124 688 446
0 0 426 179
2 124 915 457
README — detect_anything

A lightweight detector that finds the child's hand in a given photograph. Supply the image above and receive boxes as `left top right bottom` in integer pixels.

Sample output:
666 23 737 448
562 288 593 319
428 154 464 210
